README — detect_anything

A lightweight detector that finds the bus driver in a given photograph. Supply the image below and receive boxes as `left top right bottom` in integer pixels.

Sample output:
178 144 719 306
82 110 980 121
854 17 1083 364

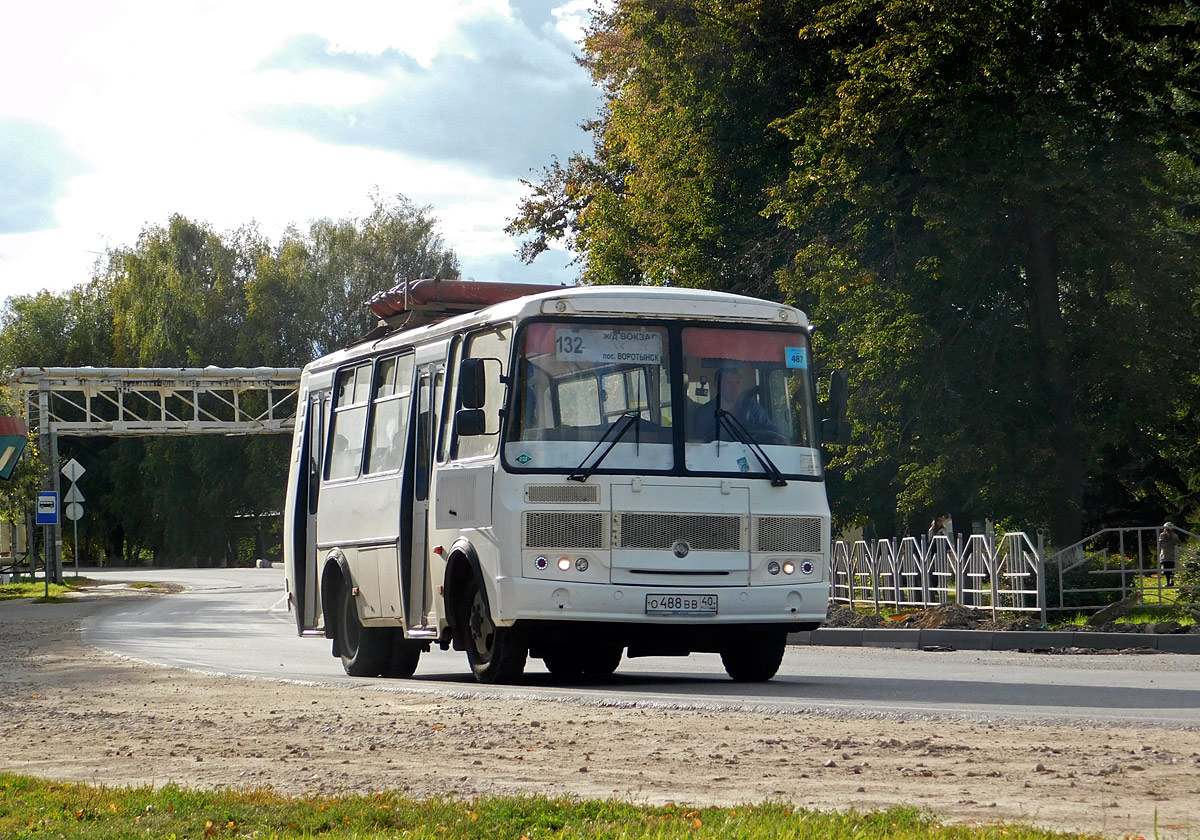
689 363 781 442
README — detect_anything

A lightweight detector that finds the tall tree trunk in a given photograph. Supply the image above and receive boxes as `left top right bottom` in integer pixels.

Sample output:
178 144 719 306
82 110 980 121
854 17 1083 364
1024 198 1084 549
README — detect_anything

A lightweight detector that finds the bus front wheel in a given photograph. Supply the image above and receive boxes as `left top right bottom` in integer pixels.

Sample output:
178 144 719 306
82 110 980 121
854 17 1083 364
720 631 786 682
336 585 390 677
542 641 622 678
462 577 527 684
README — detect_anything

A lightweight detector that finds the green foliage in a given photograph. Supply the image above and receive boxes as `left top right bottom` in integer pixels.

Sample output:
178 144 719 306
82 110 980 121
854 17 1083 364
0 193 459 566
0 774 1096 840
771 0 1200 546
512 0 1200 544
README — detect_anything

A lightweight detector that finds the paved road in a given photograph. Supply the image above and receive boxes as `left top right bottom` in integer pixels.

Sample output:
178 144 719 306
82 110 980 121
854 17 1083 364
81 567 1200 727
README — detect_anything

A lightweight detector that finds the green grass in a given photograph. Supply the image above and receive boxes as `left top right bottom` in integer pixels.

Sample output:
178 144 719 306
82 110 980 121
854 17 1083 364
1115 607 1196 626
1051 609 1190 628
0 774 1100 840
0 576 91 602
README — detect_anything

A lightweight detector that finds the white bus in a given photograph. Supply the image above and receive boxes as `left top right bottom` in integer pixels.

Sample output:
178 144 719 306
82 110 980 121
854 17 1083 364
283 281 849 683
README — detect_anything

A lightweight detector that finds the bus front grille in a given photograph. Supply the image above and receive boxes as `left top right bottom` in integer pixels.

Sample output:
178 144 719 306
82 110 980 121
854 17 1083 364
524 511 607 549
754 516 823 553
524 484 601 504
615 513 742 551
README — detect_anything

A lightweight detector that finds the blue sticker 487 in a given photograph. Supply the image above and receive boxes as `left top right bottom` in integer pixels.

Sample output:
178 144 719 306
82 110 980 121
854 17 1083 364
785 346 808 369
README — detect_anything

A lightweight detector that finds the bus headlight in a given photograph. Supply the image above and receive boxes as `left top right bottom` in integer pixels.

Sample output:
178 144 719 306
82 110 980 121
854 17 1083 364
767 561 781 575
782 561 796 575
575 557 589 572
557 557 572 572
534 556 548 571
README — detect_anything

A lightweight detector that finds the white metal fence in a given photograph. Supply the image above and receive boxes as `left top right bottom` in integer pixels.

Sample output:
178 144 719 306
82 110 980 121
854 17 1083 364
1047 525 1199 613
832 525 1199 620
831 532 1047 621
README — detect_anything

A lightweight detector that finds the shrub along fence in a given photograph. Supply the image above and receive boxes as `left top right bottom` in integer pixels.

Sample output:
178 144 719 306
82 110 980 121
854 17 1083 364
830 525 1199 623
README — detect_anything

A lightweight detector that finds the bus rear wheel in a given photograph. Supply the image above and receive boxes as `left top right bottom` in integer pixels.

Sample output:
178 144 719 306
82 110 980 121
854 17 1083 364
463 577 527 684
720 631 786 682
385 640 422 678
336 585 390 677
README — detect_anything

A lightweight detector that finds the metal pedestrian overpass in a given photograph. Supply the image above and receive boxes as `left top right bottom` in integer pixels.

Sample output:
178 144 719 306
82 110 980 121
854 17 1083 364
4 366 301 582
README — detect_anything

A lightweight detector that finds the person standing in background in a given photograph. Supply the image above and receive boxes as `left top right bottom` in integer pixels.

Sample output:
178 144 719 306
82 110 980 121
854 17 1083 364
1159 522 1180 587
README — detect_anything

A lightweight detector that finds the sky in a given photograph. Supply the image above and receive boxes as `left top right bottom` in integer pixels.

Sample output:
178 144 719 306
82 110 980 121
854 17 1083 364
0 0 602 302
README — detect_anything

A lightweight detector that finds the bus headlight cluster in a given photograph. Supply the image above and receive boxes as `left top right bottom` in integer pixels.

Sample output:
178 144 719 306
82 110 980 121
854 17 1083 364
767 560 798 576
535 555 590 574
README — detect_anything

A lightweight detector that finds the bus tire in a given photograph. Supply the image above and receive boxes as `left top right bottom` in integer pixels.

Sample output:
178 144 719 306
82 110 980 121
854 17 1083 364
385 640 422 678
542 642 621 678
581 643 623 676
541 649 583 677
720 631 786 682
336 586 390 677
463 576 526 684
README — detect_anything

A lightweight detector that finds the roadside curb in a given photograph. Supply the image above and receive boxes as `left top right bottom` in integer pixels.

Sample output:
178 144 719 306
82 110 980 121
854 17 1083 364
787 627 1200 654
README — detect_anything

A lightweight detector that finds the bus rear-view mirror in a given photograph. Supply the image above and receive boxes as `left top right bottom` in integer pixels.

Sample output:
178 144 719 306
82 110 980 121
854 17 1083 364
455 408 487 437
819 370 851 445
459 358 487 409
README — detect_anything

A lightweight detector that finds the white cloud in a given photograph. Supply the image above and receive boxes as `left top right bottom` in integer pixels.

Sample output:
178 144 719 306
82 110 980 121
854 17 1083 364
0 0 595 302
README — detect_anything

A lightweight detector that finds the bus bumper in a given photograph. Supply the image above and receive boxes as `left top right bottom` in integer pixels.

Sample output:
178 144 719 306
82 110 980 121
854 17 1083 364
493 576 829 627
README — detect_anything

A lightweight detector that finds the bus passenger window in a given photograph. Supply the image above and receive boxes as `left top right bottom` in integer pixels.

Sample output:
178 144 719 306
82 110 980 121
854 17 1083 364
365 354 414 474
327 362 371 480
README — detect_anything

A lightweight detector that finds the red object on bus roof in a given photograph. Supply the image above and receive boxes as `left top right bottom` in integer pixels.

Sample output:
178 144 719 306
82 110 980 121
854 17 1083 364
367 278 566 320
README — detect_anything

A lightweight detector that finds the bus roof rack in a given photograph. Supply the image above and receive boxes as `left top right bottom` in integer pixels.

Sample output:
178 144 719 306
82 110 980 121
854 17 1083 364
366 278 568 332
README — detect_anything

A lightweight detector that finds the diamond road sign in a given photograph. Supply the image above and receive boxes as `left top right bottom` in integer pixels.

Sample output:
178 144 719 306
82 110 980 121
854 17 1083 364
61 458 86 483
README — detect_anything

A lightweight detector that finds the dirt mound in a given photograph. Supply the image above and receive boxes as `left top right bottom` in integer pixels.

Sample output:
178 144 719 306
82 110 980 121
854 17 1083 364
825 603 1044 632
908 603 982 629
823 604 887 628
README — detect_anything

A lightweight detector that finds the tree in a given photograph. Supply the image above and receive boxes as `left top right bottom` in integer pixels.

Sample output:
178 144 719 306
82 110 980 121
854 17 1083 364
770 0 1200 545
243 192 460 363
511 0 1200 544
510 1 812 296
1 192 463 565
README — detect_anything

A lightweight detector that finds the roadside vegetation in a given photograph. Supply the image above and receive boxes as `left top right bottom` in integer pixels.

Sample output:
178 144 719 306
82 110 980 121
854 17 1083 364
0 774 1101 840
0 576 91 602
842 602 1197 631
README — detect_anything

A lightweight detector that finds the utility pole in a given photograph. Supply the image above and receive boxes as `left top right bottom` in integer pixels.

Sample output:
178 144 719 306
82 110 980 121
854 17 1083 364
37 382 62 585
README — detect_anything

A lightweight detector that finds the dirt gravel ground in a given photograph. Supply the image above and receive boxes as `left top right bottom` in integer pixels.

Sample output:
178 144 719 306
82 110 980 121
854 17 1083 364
2 589 1200 839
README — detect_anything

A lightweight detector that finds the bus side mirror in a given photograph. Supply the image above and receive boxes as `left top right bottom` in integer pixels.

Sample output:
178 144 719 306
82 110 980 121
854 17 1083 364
459 358 487 409
820 370 851 445
455 408 487 437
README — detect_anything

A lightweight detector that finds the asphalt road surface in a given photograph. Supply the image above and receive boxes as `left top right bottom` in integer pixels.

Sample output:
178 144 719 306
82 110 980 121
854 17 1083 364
81 567 1200 727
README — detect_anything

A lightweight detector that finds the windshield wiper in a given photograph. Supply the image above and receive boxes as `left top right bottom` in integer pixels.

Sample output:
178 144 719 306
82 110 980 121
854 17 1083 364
715 409 788 487
568 410 641 482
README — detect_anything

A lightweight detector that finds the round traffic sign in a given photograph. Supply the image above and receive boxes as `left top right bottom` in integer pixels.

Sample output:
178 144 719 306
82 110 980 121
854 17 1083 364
65 502 84 522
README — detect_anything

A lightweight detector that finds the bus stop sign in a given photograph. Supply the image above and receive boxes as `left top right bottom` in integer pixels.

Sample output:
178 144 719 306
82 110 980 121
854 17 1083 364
36 491 59 525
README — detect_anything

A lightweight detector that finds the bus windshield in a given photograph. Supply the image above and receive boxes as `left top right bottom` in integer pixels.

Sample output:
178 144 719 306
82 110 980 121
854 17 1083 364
680 326 819 477
504 320 821 479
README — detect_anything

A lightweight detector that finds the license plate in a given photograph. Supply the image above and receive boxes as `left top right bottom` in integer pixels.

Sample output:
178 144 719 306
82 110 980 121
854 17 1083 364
645 593 717 616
